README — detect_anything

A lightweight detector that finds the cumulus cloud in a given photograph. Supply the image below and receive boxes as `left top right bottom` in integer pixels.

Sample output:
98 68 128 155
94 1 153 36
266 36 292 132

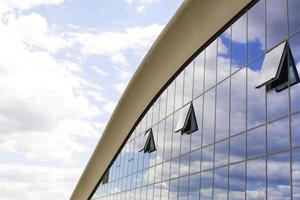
0 0 64 17
125 0 159 13
71 23 164 58
0 163 81 200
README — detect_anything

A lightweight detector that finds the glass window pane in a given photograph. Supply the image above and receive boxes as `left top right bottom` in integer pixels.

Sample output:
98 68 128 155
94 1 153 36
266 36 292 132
256 42 286 87
175 103 191 133
191 97 202 150
164 115 173 161
292 149 300 199
153 100 160 126
266 0 288 49
217 27 231 82
200 170 213 200
230 133 246 163
154 183 161 200
159 90 167 121
216 78 230 141
267 86 289 122
175 73 184 110
247 126 266 158
232 14 247 71
190 149 201 174
230 68 246 135
148 167 155 185
267 117 289 153
248 0 265 61
189 173 200 200
247 158 266 200
289 0 300 34
167 81 175 116
162 161 171 181
201 145 214 171
184 62 194 104
147 106 154 129
247 57 266 129
214 166 228 200
205 40 217 90
203 88 216 145
171 158 180 179
161 181 169 200
292 113 300 147
194 52 205 97
155 164 162 183
156 121 165 164
289 32 300 113
181 133 191 155
178 176 189 200
229 162 245 200
215 139 229 167
267 152 291 199
180 153 190 176
173 111 182 158
256 42 286 88
170 179 179 200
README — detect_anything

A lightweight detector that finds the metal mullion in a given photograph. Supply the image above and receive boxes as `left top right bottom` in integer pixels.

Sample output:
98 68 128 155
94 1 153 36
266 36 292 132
287 0 294 198
227 22 233 200
245 8 249 200
199 48 206 200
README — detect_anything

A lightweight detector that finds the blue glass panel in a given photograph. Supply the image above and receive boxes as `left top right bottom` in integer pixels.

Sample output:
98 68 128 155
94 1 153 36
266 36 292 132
232 14 247 71
205 40 217 90
217 27 231 82
247 158 266 200
214 166 228 199
247 126 266 158
248 0 265 61
247 57 266 129
267 152 291 199
216 78 230 141
267 117 289 153
229 162 245 200
230 68 246 135
266 0 288 49
203 88 216 145
200 170 213 200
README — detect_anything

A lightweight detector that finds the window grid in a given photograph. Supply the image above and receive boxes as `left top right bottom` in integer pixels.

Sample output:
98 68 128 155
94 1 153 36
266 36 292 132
91 0 300 199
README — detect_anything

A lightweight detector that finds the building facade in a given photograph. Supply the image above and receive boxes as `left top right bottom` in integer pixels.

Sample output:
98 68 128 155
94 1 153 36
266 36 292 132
72 0 300 199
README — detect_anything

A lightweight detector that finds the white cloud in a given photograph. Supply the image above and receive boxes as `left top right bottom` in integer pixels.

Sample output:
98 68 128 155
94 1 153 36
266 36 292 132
0 163 81 200
125 0 159 13
90 65 109 77
111 53 129 66
0 0 64 17
71 23 164 59
0 12 102 162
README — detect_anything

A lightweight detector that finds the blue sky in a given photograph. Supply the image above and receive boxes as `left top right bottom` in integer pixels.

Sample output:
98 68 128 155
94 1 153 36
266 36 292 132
0 0 182 199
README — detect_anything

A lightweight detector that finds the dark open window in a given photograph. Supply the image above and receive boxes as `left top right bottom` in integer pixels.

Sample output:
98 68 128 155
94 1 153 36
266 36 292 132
175 103 198 134
140 129 156 153
256 41 300 92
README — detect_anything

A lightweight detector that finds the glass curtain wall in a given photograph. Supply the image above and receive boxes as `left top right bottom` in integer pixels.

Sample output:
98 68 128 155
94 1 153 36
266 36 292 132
91 0 300 199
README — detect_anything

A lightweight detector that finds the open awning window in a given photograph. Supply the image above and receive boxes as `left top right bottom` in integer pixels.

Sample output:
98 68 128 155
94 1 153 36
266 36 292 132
175 103 198 135
139 129 156 153
256 41 300 92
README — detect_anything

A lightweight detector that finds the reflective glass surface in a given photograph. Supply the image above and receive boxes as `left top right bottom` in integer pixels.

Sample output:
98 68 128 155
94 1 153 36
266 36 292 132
232 14 247 71
266 0 287 49
91 1 300 199
205 40 217 90
248 0 265 61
